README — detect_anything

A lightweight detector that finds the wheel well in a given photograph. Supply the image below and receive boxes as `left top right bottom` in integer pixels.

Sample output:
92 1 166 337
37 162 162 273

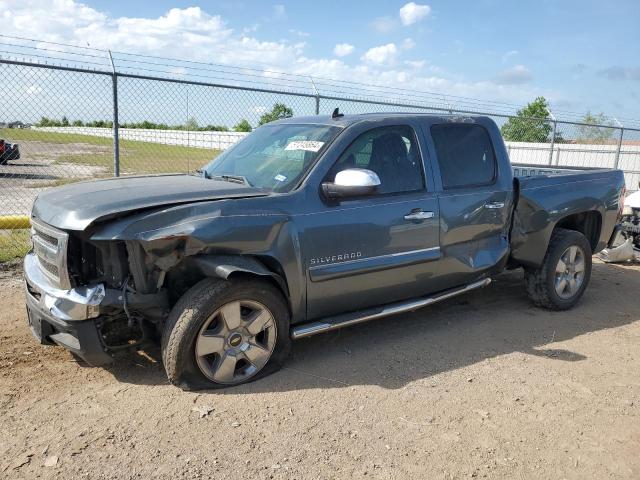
165 255 290 311
554 211 601 251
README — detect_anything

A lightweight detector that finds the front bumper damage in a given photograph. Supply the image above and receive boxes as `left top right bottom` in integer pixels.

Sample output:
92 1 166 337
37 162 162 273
24 252 113 366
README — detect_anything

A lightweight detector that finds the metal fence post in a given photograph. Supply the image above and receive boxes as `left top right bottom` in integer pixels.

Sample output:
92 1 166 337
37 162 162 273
310 76 320 115
108 50 120 177
547 109 556 166
614 118 624 169
186 85 190 173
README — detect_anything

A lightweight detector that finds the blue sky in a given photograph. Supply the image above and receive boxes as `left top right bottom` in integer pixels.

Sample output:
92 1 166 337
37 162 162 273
2 0 640 123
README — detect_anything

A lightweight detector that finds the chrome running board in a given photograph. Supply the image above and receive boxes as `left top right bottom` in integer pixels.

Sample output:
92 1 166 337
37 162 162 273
290 278 491 340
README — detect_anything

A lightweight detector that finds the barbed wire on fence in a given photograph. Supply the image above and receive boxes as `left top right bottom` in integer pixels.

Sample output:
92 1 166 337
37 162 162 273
3 34 640 127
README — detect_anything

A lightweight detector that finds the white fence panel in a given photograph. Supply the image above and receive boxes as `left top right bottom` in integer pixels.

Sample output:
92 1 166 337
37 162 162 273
33 126 249 150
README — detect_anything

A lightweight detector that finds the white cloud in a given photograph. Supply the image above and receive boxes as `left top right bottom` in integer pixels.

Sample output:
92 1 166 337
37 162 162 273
399 3 431 26
25 84 43 95
502 50 519 62
0 1 549 112
405 60 425 69
362 43 398 65
598 66 640 81
333 43 355 57
289 29 310 37
494 65 533 85
402 38 416 50
273 4 286 19
1 1 307 69
242 24 260 34
370 16 398 33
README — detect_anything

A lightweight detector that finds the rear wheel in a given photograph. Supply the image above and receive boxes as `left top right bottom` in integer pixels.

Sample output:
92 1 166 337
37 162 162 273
524 228 592 310
162 277 291 390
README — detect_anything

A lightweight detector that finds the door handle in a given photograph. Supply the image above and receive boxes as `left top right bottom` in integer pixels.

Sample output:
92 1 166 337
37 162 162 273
484 202 505 209
404 210 435 221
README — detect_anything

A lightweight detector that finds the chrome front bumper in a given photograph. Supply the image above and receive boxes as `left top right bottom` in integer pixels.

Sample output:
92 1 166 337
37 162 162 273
24 252 113 366
24 252 105 321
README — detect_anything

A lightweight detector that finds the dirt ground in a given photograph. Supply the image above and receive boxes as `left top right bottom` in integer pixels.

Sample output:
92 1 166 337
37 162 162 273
1 260 639 479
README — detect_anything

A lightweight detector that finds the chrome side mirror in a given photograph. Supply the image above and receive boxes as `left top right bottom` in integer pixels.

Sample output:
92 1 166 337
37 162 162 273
322 168 381 199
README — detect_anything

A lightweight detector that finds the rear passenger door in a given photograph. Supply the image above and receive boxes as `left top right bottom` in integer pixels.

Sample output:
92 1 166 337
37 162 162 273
424 120 514 289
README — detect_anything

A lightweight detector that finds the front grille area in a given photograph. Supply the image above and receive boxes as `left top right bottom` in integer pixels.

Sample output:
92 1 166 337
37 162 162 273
39 259 60 277
31 219 71 289
35 229 59 248
67 234 104 286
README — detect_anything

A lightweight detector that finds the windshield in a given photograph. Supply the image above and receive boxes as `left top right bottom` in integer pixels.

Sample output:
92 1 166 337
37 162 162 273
203 123 341 192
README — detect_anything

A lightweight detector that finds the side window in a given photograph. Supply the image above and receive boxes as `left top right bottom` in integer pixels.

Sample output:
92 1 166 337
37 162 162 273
431 124 496 189
329 126 425 195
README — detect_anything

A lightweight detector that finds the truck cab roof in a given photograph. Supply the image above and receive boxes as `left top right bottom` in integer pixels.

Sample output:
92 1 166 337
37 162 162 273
272 112 492 128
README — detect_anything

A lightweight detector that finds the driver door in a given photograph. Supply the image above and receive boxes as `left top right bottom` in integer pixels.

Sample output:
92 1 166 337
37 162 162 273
301 124 441 320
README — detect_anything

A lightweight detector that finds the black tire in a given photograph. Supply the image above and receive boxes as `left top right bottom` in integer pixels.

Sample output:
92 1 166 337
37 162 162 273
524 228 593 310
162 277 291 390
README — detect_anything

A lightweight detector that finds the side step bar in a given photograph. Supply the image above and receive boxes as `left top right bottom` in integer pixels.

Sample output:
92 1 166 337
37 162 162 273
290 277 492 340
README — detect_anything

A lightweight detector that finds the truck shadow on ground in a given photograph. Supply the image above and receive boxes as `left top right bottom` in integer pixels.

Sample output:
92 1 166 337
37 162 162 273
104 263 640 393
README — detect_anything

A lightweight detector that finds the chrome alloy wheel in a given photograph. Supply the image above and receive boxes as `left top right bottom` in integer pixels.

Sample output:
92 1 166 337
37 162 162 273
554 245 586 299
195 300 277 385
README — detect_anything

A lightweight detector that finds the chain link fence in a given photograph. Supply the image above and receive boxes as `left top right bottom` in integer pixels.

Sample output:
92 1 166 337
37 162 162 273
2 41 640 262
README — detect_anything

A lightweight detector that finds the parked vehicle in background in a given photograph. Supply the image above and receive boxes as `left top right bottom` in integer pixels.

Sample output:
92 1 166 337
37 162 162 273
23 113 626 390
620 188 640 250
0 139 20 165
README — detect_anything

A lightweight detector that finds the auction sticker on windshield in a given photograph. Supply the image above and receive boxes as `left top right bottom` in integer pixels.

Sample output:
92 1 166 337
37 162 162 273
284 140 325 152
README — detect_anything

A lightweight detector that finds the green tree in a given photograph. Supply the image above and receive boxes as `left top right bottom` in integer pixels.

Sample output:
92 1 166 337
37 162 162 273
184 117 199 131
202 124 229 132
575 112 614 144
233 119 252 132
61 116 69 127
501 96 553 143
72 120 84 127
258 103 293 126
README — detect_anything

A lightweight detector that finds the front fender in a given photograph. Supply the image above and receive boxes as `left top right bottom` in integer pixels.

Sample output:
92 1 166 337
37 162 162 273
90 196 306 322
186 254 289 298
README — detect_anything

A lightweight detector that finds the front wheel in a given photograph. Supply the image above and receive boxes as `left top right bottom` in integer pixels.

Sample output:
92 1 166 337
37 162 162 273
524 228 593 310
162 277 291 390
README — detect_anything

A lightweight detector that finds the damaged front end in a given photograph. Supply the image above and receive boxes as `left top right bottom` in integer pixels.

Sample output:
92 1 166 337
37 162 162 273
24 207 296 366
24 222 170 365
23 171 300 366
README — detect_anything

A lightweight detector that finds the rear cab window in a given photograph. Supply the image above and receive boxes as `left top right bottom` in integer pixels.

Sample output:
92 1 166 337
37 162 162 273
430 124 497 189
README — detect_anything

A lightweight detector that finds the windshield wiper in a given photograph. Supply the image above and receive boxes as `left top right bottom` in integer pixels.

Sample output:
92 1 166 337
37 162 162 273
209 174 252 186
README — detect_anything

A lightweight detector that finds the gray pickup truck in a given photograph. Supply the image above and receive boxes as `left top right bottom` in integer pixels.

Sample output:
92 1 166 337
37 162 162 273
24 113 625 390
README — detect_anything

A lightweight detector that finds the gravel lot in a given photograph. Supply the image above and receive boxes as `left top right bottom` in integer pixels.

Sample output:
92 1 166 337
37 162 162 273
0 140 107 216
1 260 639 479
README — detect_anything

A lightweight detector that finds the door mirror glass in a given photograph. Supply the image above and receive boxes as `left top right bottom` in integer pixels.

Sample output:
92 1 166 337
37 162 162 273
322 168 381 199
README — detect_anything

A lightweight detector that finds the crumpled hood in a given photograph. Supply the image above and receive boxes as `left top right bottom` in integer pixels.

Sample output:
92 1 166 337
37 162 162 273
32 174 269 231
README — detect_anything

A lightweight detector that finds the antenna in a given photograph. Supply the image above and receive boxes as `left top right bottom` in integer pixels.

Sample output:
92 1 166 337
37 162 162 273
332 108 344 119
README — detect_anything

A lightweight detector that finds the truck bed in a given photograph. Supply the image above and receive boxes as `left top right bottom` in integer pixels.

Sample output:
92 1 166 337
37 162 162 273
510 164 625 268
